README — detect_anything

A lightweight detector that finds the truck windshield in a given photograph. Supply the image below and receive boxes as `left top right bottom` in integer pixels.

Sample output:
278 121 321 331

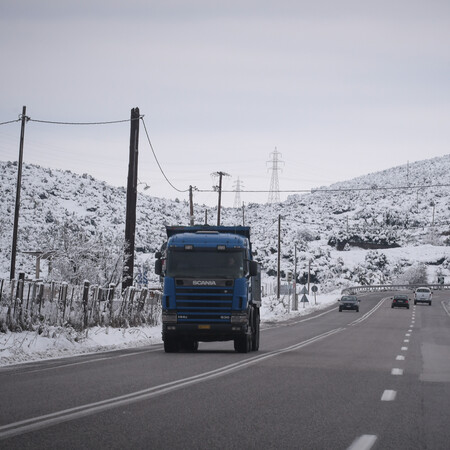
166 249 246 279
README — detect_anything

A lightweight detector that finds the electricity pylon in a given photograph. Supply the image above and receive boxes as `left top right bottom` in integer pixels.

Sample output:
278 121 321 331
267 147 284 204
233 177 244 208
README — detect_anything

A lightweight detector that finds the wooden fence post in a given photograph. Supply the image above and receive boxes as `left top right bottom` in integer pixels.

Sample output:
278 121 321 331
61 282 68 322
83 281 90 328
108 283 115 322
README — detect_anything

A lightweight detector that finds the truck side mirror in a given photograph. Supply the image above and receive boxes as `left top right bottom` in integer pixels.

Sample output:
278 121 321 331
249 260 258 277
155 251 162 259
155 259 163 276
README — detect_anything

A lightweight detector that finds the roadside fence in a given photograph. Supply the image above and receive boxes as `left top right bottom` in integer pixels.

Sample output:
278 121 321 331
0 277 162 332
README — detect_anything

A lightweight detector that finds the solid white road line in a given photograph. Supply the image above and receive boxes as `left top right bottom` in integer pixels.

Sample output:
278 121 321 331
391 368 404 375
0 328 344 441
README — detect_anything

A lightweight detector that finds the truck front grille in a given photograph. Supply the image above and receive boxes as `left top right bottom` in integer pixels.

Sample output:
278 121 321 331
175 284 234 323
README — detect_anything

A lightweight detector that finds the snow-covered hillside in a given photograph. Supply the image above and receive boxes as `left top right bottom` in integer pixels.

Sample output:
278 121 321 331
1 156 450 291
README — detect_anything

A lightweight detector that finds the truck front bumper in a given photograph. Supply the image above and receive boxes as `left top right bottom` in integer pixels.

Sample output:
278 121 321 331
162 322 248 342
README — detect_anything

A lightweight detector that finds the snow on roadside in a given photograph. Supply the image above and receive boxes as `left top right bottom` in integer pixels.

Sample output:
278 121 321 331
0 292 340 367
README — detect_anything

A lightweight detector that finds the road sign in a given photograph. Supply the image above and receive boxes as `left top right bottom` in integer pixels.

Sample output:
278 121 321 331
300 286 308 295
311 285 318 293
300 294 309 303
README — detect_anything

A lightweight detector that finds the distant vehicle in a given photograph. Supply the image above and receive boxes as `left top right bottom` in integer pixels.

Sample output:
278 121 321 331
391 294 410 309
414 287 432 306
338 295 359 312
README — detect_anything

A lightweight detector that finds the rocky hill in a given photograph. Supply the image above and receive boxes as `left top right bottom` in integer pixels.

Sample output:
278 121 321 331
1 155 450 291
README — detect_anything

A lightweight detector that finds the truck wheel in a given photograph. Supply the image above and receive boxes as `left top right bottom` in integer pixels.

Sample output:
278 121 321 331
164 339 178 353
252 320 260 352
234 336 250 353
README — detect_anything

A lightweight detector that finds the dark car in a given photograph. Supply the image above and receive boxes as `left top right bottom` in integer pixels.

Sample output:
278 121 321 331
339 295 360 312
391 294 410 309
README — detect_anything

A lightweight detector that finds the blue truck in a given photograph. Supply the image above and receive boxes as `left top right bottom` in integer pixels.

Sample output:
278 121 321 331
155 225 261 353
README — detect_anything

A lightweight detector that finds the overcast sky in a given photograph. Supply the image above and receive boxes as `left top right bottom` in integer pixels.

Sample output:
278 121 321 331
1 0 449 207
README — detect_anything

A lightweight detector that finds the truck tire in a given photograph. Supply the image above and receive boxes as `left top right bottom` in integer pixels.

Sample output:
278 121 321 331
234 335 251 353
251 313 260 352
164 339 179 353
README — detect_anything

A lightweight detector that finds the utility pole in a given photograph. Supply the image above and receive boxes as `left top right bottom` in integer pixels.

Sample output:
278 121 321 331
277 214 281 299
293 245 297 310
307 260 311 294
10 106 28 280
212 171 230 226
123 107 140 291
189 185 195 225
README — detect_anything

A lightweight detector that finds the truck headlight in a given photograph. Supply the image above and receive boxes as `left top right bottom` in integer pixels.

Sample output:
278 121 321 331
162 313 177 323
231 313 248 323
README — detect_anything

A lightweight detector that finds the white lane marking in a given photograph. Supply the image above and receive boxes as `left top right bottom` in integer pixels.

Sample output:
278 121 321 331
396 355 405 361
348 434 377 450
405 333 411 337
0 327 344 440
442 301 450 317
408 329 412 332
264 306 337 329
392 368 404 375
401 347 408 351
350 298 386 326
411 320 415 324
381 390 397 401
404 339 410 343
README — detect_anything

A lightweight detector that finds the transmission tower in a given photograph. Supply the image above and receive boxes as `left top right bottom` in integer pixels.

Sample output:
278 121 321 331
267 147 284 204
233 177 244 208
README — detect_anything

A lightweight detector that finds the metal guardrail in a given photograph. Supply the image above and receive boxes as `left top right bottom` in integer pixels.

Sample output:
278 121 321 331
341 284 450 295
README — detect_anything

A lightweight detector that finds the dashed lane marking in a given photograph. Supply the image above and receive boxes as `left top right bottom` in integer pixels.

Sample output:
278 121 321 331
347 435 377 450
381 390 397 401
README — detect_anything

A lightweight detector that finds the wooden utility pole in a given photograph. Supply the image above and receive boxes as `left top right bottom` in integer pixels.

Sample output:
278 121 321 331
293 245 297 310
212 171 229 226
123 107 140 291
189 185 194 225
10 106 27 280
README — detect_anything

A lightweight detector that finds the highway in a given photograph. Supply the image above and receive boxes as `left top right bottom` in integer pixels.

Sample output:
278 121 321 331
1 290 449 449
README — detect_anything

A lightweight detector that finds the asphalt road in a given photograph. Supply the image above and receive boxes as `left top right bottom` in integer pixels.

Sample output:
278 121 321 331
1 290 449 449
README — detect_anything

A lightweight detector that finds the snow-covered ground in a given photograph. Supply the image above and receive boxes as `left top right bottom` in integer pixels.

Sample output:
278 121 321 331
0 291 340 367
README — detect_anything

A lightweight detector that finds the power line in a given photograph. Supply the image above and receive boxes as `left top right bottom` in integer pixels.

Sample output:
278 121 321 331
197 183 450 194
140 117 189 193
28 117 137 126
4 111 449 198
0 118 21 126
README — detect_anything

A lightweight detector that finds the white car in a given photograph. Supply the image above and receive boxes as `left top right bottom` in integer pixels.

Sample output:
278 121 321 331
414 287 432 306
